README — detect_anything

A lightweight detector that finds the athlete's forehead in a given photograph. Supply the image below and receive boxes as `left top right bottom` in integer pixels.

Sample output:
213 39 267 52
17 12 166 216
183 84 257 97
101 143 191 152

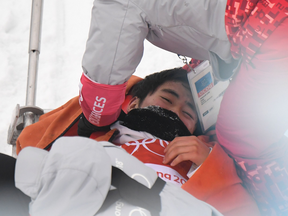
157 81 193 98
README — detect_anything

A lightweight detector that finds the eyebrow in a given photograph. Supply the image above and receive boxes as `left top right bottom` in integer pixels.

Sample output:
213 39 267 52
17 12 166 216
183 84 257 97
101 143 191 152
161 88 196 111
161 88 179 98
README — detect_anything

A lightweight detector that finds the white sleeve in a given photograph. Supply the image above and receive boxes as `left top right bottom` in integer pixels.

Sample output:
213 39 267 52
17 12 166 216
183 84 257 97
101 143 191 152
82 0 149 85
82 0 232 85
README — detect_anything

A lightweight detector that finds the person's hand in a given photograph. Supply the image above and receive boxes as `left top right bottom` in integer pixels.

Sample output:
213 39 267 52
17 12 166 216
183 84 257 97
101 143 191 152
163 136 210 167
79 73 126 127
78 111 126 137
77 113 110 137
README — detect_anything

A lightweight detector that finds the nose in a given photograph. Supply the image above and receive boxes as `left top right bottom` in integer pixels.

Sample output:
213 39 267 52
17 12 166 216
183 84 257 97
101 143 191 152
170 106 181 118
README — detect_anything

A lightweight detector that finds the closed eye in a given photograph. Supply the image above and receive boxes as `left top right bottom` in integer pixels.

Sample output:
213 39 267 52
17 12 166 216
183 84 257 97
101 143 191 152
184 111 194 120
161 96 172 104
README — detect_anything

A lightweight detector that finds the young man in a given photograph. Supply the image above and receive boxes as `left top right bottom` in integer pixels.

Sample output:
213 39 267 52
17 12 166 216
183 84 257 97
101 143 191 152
16 68 260 215
106 69 209 185
79 1 288 214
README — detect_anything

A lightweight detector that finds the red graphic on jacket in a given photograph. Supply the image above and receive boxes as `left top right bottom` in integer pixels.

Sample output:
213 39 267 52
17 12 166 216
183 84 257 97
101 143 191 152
121 138 192 186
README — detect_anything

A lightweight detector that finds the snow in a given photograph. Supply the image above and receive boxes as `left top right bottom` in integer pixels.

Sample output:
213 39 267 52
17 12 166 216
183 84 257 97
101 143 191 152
0 0 183 155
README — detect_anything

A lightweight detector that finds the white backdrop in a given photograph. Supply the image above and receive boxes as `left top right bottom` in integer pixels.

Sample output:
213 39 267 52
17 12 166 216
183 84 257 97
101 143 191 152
0 0 183 155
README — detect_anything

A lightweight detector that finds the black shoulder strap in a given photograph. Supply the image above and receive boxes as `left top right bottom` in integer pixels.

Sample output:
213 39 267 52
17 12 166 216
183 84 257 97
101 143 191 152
111 166 166 216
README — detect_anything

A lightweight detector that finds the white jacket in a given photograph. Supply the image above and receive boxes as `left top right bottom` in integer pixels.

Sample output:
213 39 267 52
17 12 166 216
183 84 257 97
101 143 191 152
15 136 222 216
82 0 232 85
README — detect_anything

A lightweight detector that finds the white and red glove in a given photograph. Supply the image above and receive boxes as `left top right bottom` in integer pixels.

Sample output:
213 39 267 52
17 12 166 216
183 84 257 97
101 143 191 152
78 73 127 136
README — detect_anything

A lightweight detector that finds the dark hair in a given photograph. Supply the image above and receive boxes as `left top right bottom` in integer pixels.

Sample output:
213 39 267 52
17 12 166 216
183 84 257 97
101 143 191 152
130 67 203 135
130 68 190 105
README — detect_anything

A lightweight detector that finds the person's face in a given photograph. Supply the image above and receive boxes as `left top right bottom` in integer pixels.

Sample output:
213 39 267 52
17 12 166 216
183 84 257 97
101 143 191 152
127 81 198 134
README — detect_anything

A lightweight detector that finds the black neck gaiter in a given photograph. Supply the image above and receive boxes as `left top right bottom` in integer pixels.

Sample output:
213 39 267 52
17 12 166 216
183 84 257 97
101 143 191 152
120 106 191 141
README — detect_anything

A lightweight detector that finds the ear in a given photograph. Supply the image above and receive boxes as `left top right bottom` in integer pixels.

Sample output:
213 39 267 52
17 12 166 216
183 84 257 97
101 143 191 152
126 97 140 113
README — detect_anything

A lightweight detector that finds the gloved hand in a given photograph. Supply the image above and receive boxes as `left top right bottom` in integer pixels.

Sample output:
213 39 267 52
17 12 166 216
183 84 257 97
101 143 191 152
78 111 127 137
79 73 127 129
77 113 111 137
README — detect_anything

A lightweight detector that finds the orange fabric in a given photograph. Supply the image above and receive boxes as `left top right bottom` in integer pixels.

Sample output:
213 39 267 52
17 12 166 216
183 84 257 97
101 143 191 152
16 96 82 154
92 129 118 142
16 75 143 154
182 143 260 216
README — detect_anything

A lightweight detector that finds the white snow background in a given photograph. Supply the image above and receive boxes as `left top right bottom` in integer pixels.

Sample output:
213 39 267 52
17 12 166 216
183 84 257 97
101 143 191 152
0 0 183 155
